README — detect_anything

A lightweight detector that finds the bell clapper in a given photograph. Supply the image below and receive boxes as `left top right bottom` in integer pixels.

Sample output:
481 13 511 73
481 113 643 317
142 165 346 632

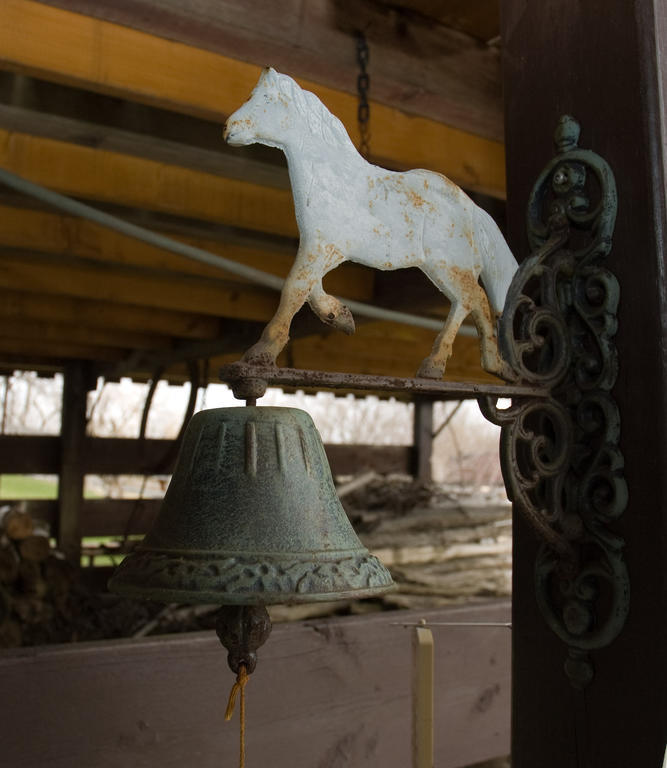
216 604 273 676
217 605 272 767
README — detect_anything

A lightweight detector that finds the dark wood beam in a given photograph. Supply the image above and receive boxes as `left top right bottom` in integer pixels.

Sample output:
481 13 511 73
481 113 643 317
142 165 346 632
0 435 412 481
502 1 667 765
35 0 503 141
57 361 90 563
411 398 434 482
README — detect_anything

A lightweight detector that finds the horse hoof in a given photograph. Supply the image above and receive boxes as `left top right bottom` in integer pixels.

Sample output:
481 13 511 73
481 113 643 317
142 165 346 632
416 360 445 380
325 306 355 335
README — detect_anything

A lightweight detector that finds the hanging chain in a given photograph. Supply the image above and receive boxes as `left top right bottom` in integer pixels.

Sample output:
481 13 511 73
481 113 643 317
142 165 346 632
356 32 371 158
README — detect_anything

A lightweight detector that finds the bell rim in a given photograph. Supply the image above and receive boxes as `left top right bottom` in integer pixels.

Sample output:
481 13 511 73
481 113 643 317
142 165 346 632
108 548 394 606
107 582 395 606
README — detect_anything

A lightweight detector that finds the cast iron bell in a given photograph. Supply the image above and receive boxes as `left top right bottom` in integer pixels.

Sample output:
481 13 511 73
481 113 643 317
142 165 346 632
109 406 393 605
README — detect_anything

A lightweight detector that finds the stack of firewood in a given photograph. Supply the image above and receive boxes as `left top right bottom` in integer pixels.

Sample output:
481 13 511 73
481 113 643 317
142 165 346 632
0 504 75 647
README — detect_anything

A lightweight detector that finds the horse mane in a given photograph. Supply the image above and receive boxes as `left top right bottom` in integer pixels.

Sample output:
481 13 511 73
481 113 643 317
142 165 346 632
272 72 357 152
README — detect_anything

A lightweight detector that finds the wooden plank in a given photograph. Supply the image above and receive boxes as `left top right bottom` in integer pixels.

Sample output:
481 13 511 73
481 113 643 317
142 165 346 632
0 290 224 340
82 498 162 537
0 77 290 190
0 337 125 363
0 317 173 351
389 0 500 42
0 603 511 768
0 435 413 481
290 322 494 383
0 204 375 302
0 250 280 322
0 435 59 474
0 128 298 238
57 361 89 563
0 0 506 197
33 0 503 141
502 1 667 765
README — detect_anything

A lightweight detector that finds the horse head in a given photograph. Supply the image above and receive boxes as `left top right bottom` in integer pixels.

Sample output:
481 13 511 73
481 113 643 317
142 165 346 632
224 67 296 149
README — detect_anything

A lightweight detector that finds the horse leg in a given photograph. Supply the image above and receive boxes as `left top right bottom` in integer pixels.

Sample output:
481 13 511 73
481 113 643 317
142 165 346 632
308 283 355 335
242 258 318 366
417 299 469 379
466 282 515 378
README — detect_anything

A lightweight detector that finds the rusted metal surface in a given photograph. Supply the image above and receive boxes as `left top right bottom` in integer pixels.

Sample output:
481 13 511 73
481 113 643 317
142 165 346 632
219 362 549 401
215 605 272 674
109 406 394 605
224 68 518 380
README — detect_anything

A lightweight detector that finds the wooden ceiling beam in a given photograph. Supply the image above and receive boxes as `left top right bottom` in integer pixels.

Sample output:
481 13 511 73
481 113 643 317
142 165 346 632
0 317 173 351
0 76 289 191
0 290 223 340
0 337 125 362
0 128 298 238
34 0 503 141
0 0 506 197
0 204 375 302
289 322 494 383
0 250 280 321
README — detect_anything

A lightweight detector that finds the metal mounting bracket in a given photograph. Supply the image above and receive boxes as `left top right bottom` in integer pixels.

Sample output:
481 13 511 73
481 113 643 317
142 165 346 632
480 115 628 689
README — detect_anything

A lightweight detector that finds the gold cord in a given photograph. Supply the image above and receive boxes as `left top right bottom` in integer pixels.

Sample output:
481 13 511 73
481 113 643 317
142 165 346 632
225 664 249 768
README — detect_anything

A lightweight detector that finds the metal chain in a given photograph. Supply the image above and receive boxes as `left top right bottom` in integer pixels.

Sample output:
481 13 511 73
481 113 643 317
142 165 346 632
356 33 370 158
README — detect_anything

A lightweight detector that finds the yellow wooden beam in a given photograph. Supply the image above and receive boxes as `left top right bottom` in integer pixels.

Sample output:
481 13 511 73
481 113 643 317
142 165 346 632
1 290 222 339
0 251 279 321
0 337 124 362
289 322 496 383
0 129 297 238
0 204 374 302
0 317 172 351
0 0 506 197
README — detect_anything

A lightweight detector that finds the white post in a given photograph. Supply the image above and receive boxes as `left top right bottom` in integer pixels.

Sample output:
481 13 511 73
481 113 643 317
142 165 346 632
412 621 434 768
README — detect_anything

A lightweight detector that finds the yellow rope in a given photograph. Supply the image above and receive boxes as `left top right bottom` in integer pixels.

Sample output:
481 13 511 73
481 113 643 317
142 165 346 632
225 664 249 768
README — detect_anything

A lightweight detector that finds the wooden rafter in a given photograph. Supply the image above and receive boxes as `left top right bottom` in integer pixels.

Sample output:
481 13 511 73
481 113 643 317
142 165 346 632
34 0 503 140
0 204 375 301
0 0 506 197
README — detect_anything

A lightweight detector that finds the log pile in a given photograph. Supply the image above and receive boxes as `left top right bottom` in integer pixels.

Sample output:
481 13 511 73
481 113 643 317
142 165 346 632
269 475 512 622
348 476 512 611
0 504 76 647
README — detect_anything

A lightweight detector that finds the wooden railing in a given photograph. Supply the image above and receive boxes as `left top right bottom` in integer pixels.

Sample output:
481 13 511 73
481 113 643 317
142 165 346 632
0 434 413 538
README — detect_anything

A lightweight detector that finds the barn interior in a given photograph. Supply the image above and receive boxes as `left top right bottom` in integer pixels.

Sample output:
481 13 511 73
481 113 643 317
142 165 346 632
1 2 666 768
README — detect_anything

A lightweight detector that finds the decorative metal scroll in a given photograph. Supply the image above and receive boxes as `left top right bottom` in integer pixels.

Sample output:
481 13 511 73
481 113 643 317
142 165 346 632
480 116 629 689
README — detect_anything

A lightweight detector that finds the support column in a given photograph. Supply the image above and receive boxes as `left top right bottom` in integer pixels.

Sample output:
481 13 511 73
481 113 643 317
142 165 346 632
58 361 90 565
411 398 433 482
501 1 667 765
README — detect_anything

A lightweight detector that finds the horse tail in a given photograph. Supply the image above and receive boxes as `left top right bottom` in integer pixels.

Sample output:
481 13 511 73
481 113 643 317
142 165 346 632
473 206 519 317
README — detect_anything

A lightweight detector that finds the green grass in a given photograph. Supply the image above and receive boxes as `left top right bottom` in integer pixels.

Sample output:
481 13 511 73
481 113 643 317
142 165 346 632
0 474 58 499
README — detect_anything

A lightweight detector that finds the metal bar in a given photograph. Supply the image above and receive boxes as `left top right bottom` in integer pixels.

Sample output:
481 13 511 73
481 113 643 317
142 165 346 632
412 624 434 768
395 622 512 629
219 363 549 399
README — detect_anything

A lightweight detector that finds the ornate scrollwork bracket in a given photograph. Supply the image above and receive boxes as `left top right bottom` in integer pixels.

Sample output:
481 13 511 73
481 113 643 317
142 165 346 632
480 116 629 689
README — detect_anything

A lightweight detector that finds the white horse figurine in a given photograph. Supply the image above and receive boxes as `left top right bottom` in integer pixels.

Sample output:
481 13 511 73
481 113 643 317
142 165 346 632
224 68 518 379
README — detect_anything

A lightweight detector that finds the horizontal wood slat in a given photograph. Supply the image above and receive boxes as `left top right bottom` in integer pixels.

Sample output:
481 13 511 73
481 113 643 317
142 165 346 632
34 0 503 140
0 435 412 478
0 602 511 768
0 0 506 197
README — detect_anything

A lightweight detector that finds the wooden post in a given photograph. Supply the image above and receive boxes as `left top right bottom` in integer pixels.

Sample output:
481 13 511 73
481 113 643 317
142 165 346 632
58 361 90 565
412 623 434 768
412 398 433 482
502 1 667 765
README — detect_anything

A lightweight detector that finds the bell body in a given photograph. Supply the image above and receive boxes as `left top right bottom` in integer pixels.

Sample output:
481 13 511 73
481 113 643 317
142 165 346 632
109 407 393 604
